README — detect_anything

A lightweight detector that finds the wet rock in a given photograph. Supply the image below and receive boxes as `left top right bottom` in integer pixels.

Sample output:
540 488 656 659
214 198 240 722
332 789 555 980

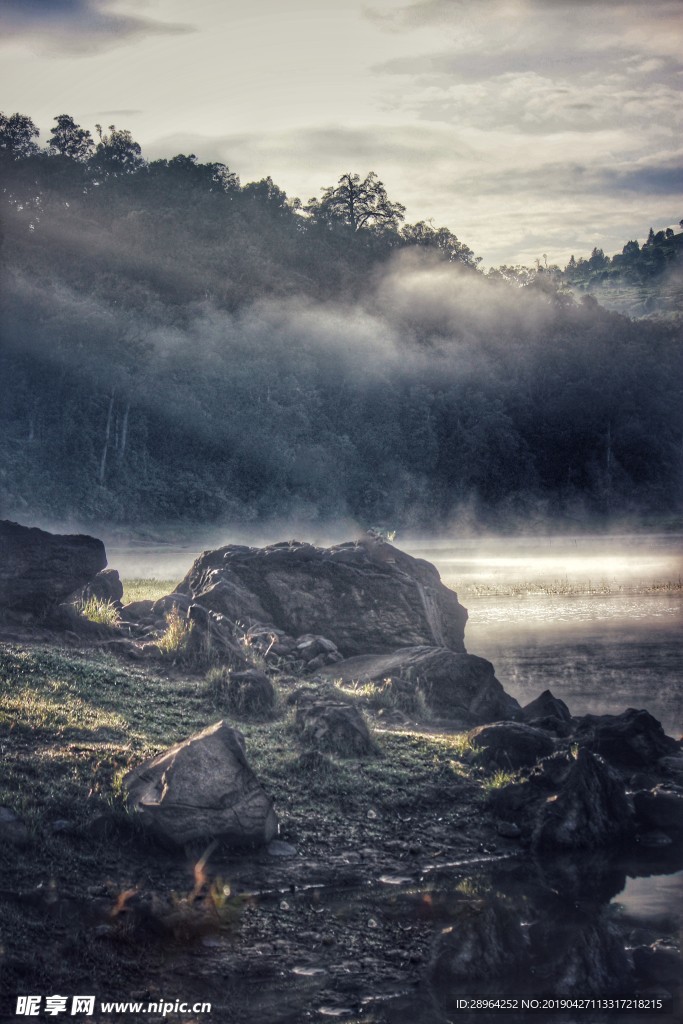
295 701 377 758
532 748 632 850
225 669 275 713
0 807 29 845
468 722 555 769
0 519 107 613
322 647 521 724
633 786 683 832
630 772 659 791
172 537 468 657
658 755 683 786
573 708 677 768
122 720 278 848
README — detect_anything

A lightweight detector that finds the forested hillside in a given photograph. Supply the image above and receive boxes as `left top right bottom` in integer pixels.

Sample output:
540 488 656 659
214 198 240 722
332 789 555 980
1 112 682 533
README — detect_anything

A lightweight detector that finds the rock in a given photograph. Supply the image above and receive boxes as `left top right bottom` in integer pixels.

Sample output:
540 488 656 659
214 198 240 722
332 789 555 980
151 593 193 617
225 669 275 713
267 840 297 858
633 787 683 832
0 519 107 613
72 568 124 608
0 807 29 845
467 722 555 769
532 748 632 850
521 689 572 726
573 708 677 768
321 647 520 724
123 721 278 848
658 755 683 786
184 604 248 668
630 772 659 791
172 538 468 657
295 701 377 758
120 599 155 622
295 634 344 671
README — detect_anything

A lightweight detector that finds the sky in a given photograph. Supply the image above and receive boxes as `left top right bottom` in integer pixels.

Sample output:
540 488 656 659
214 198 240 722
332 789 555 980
1 0 681 267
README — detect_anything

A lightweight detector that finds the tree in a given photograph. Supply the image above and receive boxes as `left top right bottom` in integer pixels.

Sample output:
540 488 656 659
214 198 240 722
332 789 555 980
0 111 39 159
48 115 94 160
91 124 144 174
665 227 674 239
305 172 405 231
644 227 656 247
400 220 480 266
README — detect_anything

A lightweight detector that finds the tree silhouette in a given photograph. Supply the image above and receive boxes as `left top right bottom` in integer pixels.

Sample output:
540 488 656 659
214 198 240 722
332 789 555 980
0 111 39 159
48 115 94 160
305 172 405 231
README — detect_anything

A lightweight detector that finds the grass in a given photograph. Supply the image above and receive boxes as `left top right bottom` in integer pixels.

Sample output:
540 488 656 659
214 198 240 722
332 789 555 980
337 677 431 720
484 769 517 791
120 578 180 604
156 607 193 655
457 576 683 598
78 597 121 627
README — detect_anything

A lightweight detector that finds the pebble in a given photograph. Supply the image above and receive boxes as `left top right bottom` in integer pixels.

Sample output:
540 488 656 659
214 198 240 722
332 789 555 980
639 830 673 847
267 840 298 857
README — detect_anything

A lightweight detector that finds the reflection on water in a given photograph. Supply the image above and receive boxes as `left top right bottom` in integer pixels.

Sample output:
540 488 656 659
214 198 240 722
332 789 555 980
215 848 683 1024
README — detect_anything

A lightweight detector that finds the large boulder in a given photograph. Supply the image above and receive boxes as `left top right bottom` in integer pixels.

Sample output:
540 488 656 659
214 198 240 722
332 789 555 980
122 721 278 848
172 538 468 658
320 646 521 724
531 748 632 850
468 722 555 769
573 708 678 768
0 520 106 613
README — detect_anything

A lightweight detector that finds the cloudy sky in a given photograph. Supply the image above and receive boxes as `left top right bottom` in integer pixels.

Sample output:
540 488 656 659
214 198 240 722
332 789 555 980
1 0 681 266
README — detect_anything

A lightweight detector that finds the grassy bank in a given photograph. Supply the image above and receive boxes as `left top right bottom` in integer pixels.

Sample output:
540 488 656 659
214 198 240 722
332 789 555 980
0 640 491 1008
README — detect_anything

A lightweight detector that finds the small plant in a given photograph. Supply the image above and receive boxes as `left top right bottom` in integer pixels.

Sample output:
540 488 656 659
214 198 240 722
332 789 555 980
484 769 516 791
450 732 481 759
78 597 121 627
157 608 193 655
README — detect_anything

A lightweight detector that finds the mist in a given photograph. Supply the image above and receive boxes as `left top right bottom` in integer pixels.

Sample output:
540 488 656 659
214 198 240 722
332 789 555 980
1 144 682 536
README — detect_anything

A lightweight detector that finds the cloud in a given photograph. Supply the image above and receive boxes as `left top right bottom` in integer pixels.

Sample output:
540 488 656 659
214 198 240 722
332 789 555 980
0 0 194 54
